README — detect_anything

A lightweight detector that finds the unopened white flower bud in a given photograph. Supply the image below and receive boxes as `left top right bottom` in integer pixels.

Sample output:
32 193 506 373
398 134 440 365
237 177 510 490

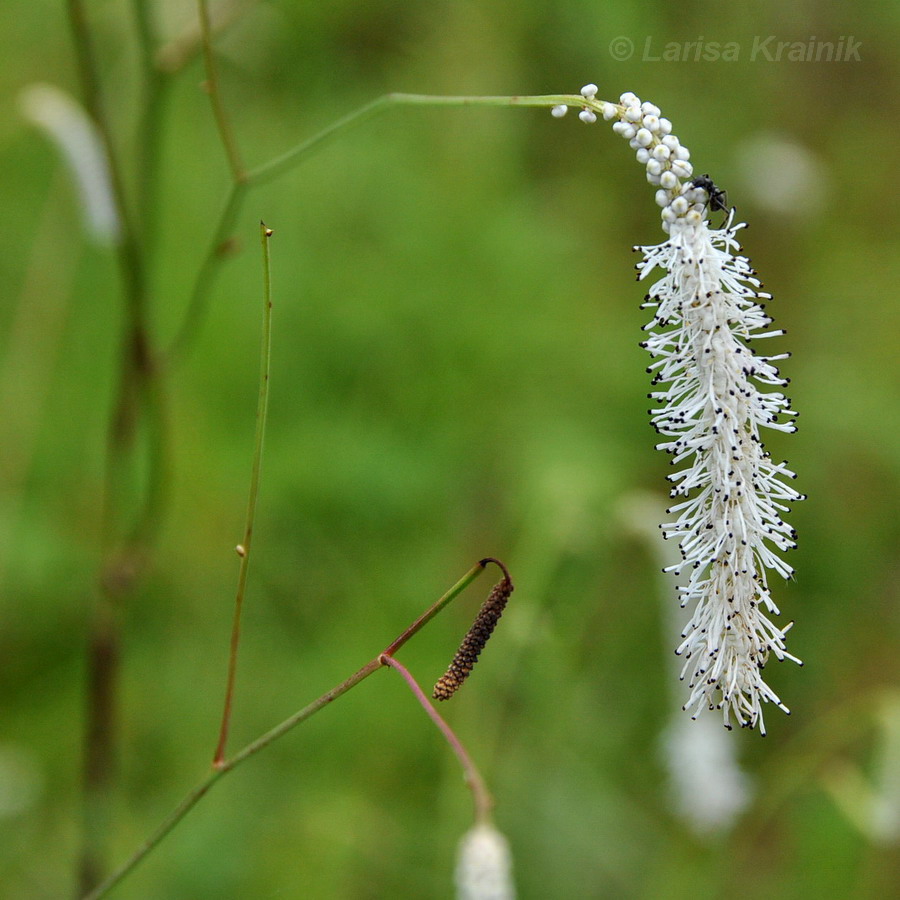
455 824 515 900
683 208 704 226
659 171 678 190
669 195 690 216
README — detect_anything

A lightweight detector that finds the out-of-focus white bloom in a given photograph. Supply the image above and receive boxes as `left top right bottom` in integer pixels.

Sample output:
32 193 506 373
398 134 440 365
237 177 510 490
822 691 900 845
870 694 900 843
19 83 120 244
661 712 753 835
618 491 754 833
734 132 826 218
559 87 804 733
455 823 515 900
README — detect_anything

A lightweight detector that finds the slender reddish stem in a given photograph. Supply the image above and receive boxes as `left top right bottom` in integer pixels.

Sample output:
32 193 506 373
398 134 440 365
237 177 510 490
381 655 493 822
213 223 273 766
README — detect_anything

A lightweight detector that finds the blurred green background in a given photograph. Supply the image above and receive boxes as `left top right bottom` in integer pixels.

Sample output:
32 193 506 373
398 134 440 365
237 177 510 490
2 0 899 897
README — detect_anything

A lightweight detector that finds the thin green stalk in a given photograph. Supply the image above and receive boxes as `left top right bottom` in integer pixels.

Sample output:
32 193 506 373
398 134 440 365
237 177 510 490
197 0 246 181
246 92 582 186
68 1 166 893
166 91 584 364
164 181 247 365
213 222 274 766
155 0 251 75
383 557 507 656
83 559 490 899
132 0 169 251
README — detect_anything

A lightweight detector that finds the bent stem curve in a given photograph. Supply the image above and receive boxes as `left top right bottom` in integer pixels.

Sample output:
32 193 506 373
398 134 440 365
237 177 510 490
381 655 494 823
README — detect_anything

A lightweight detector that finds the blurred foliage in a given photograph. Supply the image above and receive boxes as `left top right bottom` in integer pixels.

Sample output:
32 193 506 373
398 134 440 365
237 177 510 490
1 0 899 897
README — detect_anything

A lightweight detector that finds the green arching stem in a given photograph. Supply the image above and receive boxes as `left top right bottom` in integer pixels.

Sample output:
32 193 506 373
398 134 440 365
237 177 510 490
246 92 587 185
383 557 509 657
213 222 274 767
83 559 491 899
221 559 488 769
165 91 593 363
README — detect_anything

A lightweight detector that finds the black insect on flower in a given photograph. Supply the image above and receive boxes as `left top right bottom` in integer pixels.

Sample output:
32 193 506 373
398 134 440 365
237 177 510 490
691 173 729 214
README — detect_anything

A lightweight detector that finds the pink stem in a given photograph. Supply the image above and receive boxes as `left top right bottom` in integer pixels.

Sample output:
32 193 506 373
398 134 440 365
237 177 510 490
380 654 493 822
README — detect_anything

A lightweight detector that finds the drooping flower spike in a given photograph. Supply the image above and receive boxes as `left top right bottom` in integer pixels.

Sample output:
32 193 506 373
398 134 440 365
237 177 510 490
557 85 805 733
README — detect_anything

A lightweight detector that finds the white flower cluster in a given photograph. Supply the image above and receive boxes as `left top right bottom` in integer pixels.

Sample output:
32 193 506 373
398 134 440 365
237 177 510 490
562 84 724 231
662 714 754 833
639 222 805 733
557 85 804 732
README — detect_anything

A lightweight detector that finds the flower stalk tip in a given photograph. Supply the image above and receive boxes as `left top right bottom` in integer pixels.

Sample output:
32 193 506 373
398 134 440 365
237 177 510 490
433 571 514 702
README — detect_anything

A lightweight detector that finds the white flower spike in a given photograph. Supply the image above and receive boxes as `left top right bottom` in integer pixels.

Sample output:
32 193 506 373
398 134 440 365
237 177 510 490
559 87 804 733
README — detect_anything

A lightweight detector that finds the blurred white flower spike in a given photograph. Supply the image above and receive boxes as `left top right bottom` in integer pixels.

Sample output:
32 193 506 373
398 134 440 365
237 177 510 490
561 87 805 733
19 83 120 245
